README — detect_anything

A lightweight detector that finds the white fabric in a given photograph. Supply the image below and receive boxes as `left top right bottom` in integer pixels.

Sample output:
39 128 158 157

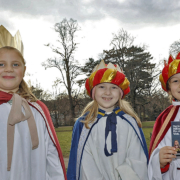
0 102 65 180
148 101 180 180
80 114 148 180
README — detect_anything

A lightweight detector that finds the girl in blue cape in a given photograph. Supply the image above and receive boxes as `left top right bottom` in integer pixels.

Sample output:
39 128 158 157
67 60 148 180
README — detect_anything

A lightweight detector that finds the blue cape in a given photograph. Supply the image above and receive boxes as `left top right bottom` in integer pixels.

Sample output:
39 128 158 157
67 108 148 180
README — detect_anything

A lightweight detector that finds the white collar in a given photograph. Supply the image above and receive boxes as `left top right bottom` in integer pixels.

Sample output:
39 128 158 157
172 101 180 106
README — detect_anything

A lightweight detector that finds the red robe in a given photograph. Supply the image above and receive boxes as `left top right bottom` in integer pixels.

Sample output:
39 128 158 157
149 105 180 173
0 91 67 180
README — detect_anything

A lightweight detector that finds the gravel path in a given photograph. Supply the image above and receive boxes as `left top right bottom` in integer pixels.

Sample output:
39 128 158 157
63 157 69 168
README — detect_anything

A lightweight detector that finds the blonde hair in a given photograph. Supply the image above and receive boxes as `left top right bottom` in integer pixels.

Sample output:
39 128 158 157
0 46 37 102
81 98 142 129
167 79 174 103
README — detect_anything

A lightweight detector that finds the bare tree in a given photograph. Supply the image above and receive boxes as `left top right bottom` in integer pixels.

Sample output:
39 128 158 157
103 28 135 69
42 18 81 124
169 39 180 57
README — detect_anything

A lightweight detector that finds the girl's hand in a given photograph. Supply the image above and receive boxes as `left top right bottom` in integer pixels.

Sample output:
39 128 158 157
159 146 177 168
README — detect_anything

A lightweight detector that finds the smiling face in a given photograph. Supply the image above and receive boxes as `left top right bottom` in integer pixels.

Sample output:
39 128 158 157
94 83 120 112
0 48 26 93
168 73 180 101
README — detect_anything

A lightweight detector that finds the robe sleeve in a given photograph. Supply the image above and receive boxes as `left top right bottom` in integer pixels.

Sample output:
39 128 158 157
46 130 65 180
116 125 148 180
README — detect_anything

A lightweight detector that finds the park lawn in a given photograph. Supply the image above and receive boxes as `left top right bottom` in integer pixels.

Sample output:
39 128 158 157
56 131 72 157
142 121 155 127
142 127 153 150
55 126 72 132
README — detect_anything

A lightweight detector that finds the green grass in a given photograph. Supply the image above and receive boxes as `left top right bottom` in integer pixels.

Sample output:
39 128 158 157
142 121 155 127
56 125 154 157
142 128 153 150
55 126 72 132
56 131 72 157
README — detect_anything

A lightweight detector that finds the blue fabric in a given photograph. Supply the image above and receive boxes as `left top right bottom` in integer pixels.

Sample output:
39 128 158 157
104 112 117 156
139 127 149 164
67 114 86 180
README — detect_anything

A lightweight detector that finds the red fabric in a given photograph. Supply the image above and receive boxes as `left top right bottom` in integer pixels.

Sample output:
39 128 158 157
36 100 67 180
0 91 67 180
93 68 107 86
149 105 180 173
168 55 173 64
161 163 170 173
111 72 125 85
0 91 12 104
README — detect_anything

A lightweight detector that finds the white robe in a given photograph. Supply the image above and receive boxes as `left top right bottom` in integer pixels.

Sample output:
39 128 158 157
80 113 148 180
0 102 65 180
148 101 180 180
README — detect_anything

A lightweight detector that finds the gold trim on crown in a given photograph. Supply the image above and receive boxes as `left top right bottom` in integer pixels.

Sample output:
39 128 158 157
0 25 24 55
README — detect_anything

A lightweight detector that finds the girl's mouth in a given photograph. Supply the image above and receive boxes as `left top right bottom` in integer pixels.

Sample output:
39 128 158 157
102 97 112 101
3 76 15 79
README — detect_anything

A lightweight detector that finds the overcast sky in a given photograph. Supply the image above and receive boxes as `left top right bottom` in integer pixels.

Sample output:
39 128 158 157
1 0 180 93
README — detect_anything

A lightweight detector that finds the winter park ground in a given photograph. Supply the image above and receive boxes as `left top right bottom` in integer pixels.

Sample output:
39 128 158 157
55 121 155 168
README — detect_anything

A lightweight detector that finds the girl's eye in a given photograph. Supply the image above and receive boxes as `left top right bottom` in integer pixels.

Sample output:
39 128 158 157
99 86 104 88
173 80 178 83
112 86 117 89
0 63 4 67
13 63 19 67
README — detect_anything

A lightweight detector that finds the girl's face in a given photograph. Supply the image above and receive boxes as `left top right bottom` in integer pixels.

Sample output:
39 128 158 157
168 73 180 101
94 83 120 112
0 49 26 93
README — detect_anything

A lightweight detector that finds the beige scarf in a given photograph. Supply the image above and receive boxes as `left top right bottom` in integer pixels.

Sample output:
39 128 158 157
7 93 39 171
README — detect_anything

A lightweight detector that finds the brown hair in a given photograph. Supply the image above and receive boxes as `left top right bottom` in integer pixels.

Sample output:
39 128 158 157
0 46 37 102
80 98 142 129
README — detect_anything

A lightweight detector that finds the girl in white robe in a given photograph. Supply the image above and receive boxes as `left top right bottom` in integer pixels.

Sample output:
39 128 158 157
0 45 67 180
67 60 148 180
148 53 180 180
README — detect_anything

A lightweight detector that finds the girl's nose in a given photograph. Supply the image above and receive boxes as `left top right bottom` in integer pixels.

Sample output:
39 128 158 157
5 65 13 72
105 88 111 95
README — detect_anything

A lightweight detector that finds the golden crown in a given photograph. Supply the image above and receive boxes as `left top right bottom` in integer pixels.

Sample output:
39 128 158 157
85 60 130 98
0 25 24 55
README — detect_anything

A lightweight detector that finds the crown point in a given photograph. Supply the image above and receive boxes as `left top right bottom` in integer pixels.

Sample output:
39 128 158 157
176 52 180 60
168 55 174 64
116 64 122 72
106 63 116 69
97 60 106 70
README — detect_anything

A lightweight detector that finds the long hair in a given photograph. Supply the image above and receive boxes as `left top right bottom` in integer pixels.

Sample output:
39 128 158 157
81 98 142 129
0 46 37 102
166 79 174 103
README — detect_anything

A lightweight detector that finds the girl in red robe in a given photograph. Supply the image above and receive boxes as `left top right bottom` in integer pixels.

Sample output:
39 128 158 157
148 52 180 180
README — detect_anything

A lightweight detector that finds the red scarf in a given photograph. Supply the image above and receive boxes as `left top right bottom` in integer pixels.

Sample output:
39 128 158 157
0 91 13 104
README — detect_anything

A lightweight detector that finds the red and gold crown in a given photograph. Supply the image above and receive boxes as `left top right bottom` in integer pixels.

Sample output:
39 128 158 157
159 52 180 91
85 60 130 98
